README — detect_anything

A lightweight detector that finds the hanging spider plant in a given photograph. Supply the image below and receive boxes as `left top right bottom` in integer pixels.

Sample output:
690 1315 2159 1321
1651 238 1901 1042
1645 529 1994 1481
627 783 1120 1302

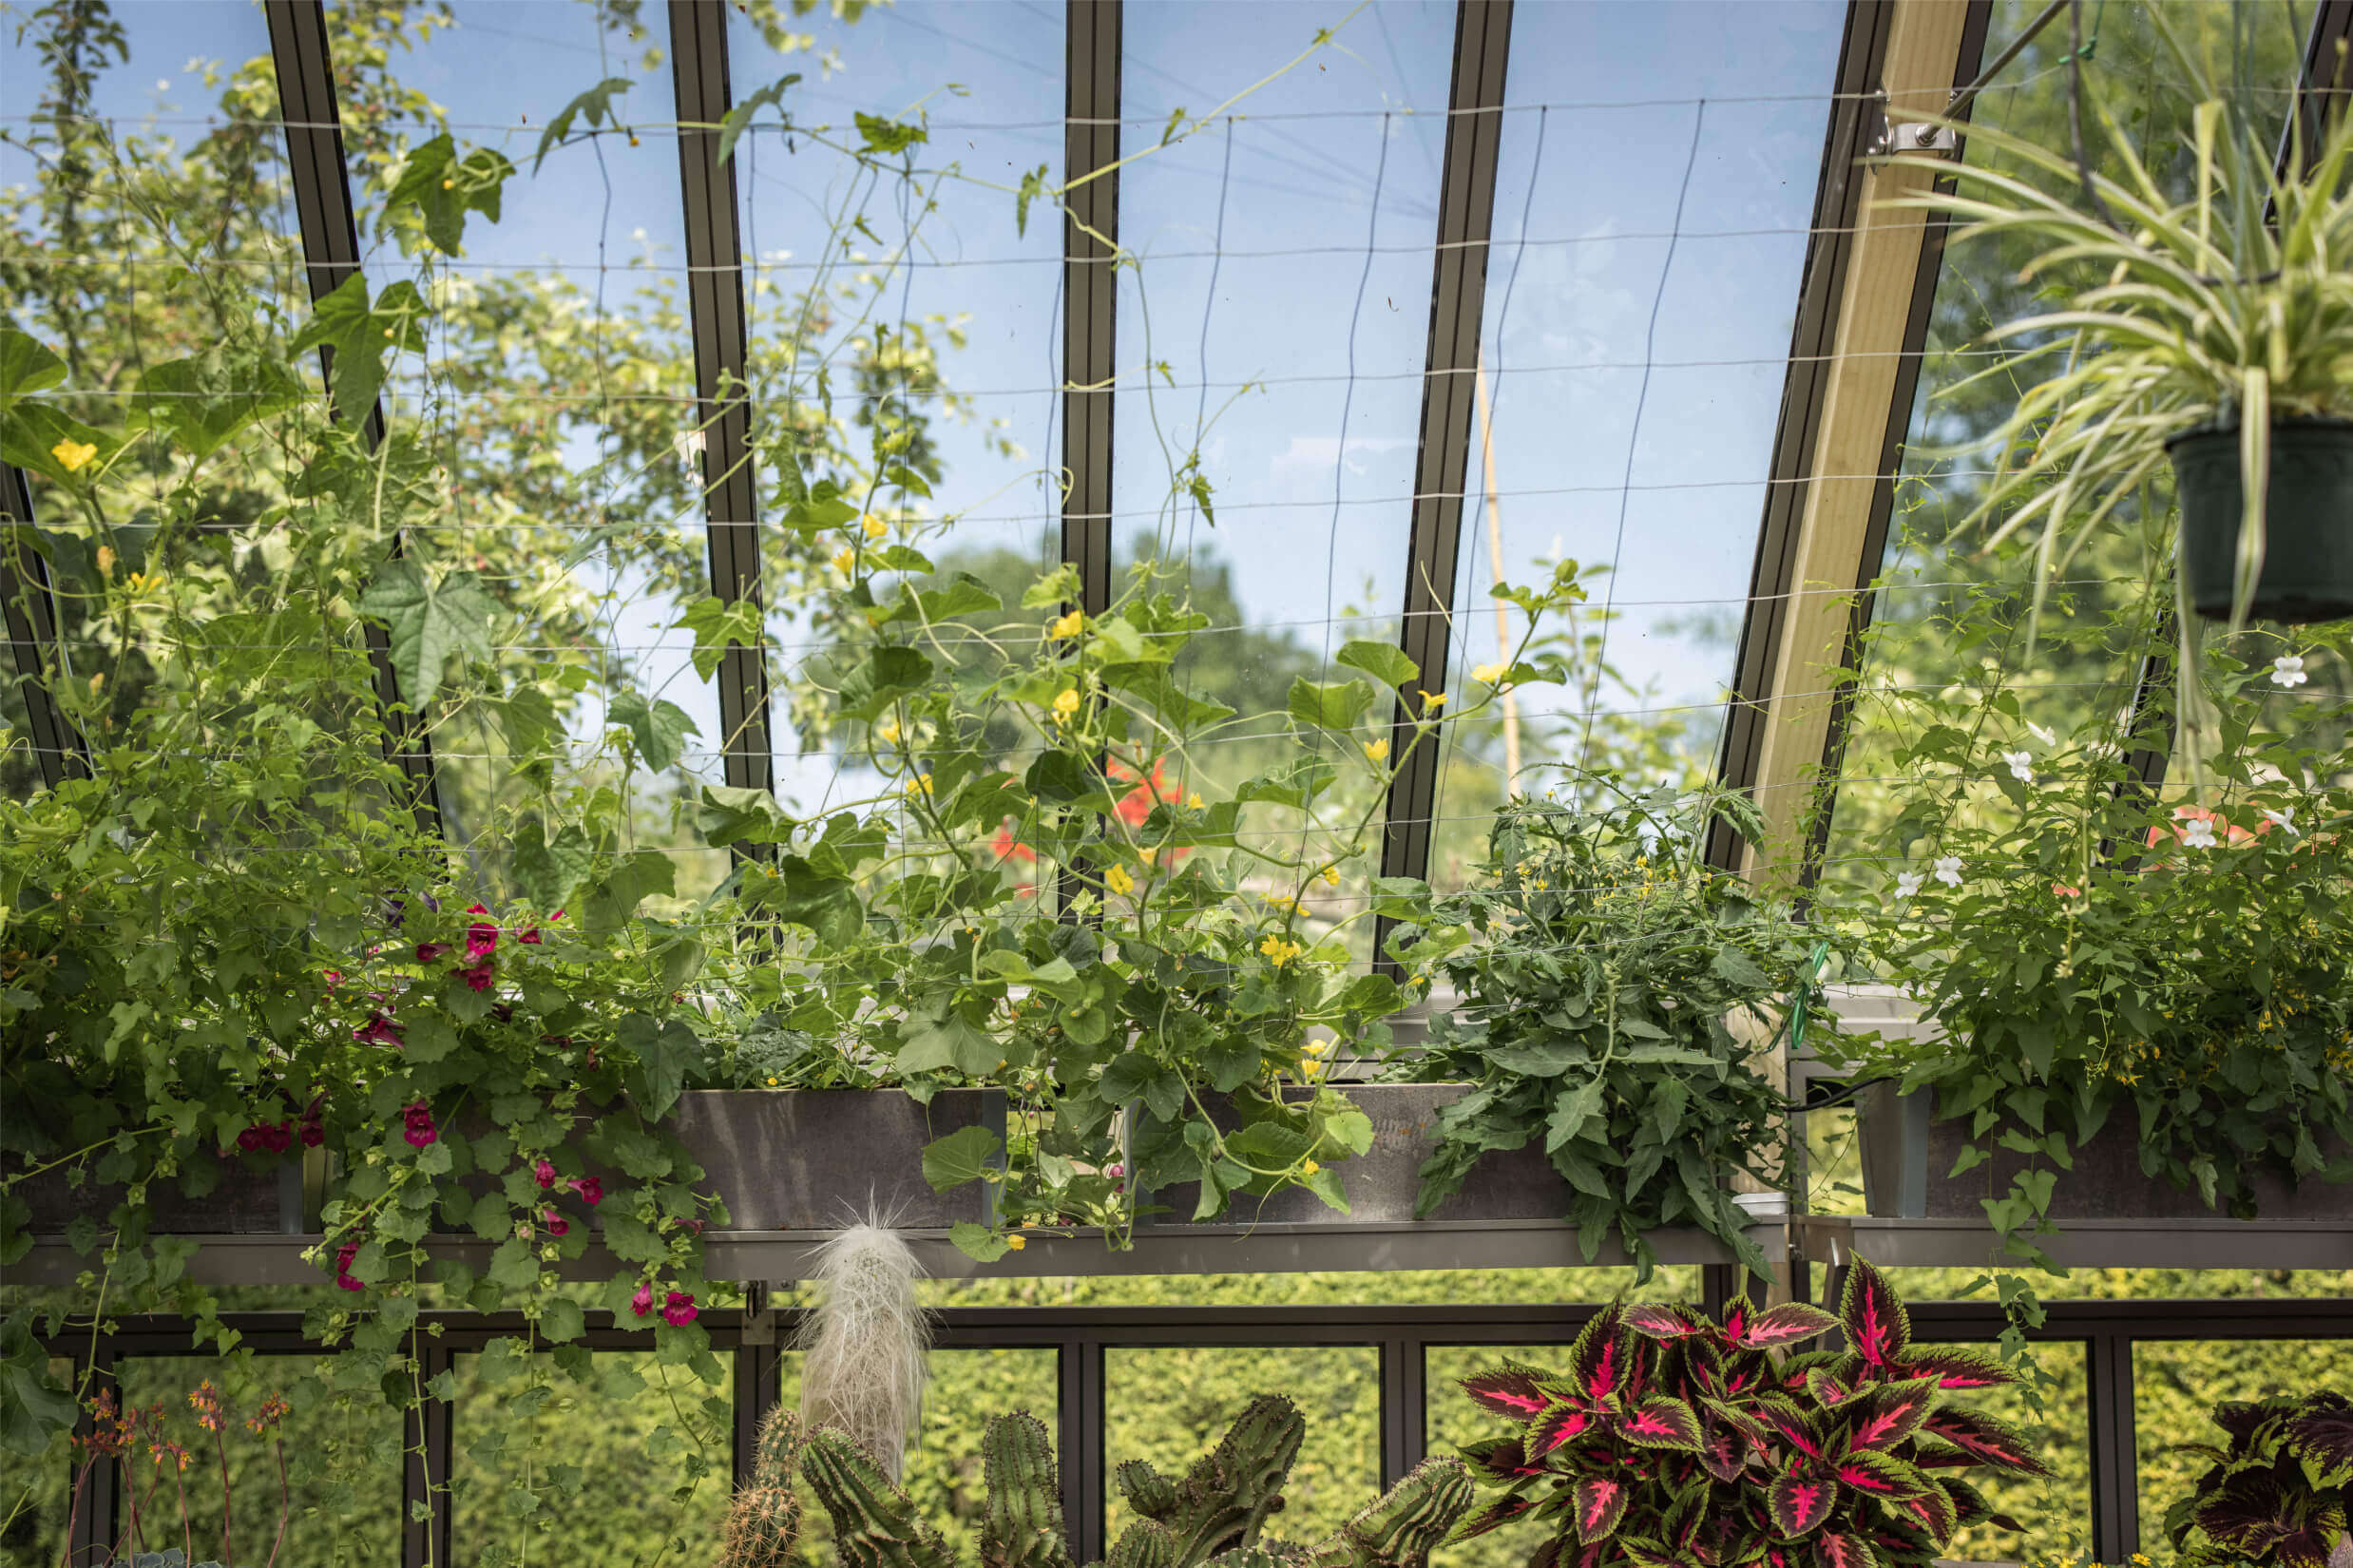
1887 10 2353 637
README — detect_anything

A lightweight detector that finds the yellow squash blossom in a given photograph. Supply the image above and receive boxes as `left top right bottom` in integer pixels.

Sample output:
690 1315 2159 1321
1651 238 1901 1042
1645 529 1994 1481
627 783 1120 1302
1105 864 1136 897
1363 737 1389 762
1419 690 1447 711
51 438 97 473
832 548 855 575
860 512 889 540
904 772 933 797
1049 609 1085 640
1320 865 1340 887
1051 687 1082 723
1470 661 1507 684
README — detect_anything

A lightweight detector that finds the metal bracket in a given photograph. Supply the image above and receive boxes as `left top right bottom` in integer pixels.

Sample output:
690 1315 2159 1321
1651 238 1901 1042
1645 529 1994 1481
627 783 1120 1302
1870 120 1959 158
741 1279 776 1345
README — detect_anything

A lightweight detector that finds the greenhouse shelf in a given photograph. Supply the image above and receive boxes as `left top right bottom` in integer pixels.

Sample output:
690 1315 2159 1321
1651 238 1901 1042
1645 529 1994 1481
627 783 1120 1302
1797 1215 2353 1271
10 1216 1782 1289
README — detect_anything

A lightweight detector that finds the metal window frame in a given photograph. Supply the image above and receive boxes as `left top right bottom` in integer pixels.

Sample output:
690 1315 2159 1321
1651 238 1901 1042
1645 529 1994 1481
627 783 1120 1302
670 0 778 800
263 0 442 835
1 464 89 788
42 1294 2350 1563
1062 0 1121 621
1374 0 1513 970
1705 0 1990 885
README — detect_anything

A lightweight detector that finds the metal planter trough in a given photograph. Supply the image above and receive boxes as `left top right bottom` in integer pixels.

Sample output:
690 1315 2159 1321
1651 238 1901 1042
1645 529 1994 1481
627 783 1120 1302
11 1155 305 1236
665 1087 1004 1231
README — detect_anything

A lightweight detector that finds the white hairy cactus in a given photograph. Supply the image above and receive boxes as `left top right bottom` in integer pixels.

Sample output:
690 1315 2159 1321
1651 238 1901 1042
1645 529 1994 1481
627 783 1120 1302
794 1215 931 1480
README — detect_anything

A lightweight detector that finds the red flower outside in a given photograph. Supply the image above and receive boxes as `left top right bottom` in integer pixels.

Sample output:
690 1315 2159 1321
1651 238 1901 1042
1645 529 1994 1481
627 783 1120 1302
402 1101 438 1149
660 1291 698 1327
542 1210 569 1237
464 905 499 959
572 1176 603 1207
630 1282 655 1317
533 1158 557 1190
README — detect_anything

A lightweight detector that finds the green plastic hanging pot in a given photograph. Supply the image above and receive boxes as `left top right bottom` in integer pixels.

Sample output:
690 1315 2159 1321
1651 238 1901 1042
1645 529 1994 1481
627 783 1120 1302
2167 416 2353 623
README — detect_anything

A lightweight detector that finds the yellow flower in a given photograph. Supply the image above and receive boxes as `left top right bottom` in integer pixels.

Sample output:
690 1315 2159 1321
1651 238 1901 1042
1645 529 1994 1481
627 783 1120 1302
1259 935 1301 967
51 438 96 473
1301 1158 1319 1176
1419 690 1447 711
878 718 901 745
1470 661 1507 684
904 772 933 797
860 512 889 540
1302 1058 1326 1079
1266 894 1301 915
766 1076 779 1086
1138 848 1157 868
1186 792 1204 811
1363 737 1389 762
832 548 856 575
1051 687 1082 724
1049 609 1085 640
1004 1233 1026 1252
95 545 115 578
1320 865 1340 887
1105 864 1136 897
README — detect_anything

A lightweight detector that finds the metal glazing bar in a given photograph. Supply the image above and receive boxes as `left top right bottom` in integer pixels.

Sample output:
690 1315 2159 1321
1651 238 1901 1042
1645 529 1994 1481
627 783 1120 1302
404 1335 453 1568
671 0 777 798
1062 0 1120 618
733 1329 779 1488
1375 0 1512 968
1709 0 1990 885
65 1342 119 1562
2087 1332 2140 1561
1379 1338 1426 1489
2107 0 2353 811
1067 1336 1107 1561
1 464 88 787
262 0 441 835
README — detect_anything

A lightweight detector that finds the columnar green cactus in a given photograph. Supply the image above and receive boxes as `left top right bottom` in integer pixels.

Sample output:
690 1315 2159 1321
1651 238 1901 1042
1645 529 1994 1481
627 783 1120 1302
720 1407 806 1568
1110 1394 1305 1568
788 1397 1470 1568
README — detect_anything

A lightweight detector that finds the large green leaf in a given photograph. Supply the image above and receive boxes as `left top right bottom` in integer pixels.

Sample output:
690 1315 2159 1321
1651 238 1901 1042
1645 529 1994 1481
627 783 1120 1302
609 690 699 774
289 274 430 417
1286 677 1373 733
922 1124 1003 1193
698 784 797 848
381 133 513 254
533 77 635 172
579 850 677 931
1335 639 1419 689
0 329 66 411
130 354 301 463
674 596 765 680
837 645 934 721
355 560 498 706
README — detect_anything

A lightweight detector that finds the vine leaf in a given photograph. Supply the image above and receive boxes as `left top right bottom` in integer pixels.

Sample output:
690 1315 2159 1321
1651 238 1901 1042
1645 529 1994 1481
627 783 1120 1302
289 274 430 418
923 1124 1004 1193
609 690 699 774
717 74 803 168
381 133 513 253
356 560 498 705
534 76 634 172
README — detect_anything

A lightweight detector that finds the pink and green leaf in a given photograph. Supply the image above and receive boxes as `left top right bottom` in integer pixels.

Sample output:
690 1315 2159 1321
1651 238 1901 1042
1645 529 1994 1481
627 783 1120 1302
1740 1303 1836 1349
1460 1435 1548 1481
1623 1303 1705 1341
1817 1534 1879 1568
1842 1377 1939 1451
1767 1473 1834 1537
1573 1476 1628 1544
1896 1346 2014 1391
1751 1395 1826 1460
1833 1450 1929 1501
1618 1396 1704 1453
1463 1368 1555 1421
1920 1407 2051 1477
1570 1308 1628 1404
1529 1405 1595 1457
1902 1482 1959 1543
1838 1260 1911 1368
1446 1495 1536 1542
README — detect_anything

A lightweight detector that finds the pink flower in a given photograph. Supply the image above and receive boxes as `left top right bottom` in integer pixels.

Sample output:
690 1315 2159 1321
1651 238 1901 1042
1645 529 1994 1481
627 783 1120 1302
660 1291 698 1328
333 1242 365 1291
299 1120 325 1149
402 1101 438 1149
352 1014 402 1047
518 927 543 946
454 960 495 992
549 909 565 923
571 1176 603 1207
237 1125 265 1154
261 1121 294 1155
630 1282 654 1318
465 906 499 959
533 1158 556 1190
414 942 450 963
542 1210 569 1237
322 969 342 990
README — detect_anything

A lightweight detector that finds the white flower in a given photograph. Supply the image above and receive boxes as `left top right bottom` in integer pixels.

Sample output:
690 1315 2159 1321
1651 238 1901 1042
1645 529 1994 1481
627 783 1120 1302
2180 816 2218 850
2003 749 2035 784
2262 806 2299 836
1893 871 1924 902
1933 855 1963 888
2027 720 2056 746
2271 655 2309 688
674 429 707 469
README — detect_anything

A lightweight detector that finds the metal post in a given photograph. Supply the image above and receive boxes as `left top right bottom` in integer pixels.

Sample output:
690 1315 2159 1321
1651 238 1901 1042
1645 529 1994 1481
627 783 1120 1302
1375 0 1512 969
1062 0 1120 620
1060 1336 1107 1561
262 0 441 834
1379 1336 1427 1488
403 1337 453 1568
670 0 778 798
0 464 88 787
732 1325 779 1488
2087 1331 2140 1563
63 1343 117 1564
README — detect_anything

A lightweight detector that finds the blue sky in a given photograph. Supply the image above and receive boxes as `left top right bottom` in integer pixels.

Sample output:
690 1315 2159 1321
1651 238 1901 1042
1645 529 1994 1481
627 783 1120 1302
4 0 1843 811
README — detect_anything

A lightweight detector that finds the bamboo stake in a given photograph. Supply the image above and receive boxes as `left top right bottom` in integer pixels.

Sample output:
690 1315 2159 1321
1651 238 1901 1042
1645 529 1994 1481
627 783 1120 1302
1474 345 1521 790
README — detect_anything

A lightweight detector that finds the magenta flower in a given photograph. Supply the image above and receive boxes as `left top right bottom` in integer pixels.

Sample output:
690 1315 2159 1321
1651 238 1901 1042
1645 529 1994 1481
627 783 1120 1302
454 960 495 992
352 1014 402 1047
571 1176 603 1207
333 1242 365 1292
299 1120 325 1149
401 1101 438 1149
236 1125 265 1154
630 1282 655 1318
542 1209 569 1237
660 1291 698 1328
518 927 543 946
533 1158 557 1190
464 905 499 959
414 942 450 963
261 1120 294 1155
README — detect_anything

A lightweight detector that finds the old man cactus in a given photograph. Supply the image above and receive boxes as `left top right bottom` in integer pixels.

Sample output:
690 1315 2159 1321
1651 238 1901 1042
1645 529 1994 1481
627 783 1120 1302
732 1393 1473 1568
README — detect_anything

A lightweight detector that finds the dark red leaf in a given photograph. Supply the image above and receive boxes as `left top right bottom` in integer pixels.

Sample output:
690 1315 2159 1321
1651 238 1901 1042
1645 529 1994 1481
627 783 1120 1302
1720 1297 1750 1343
1807 1367 1856 1408
1619 1397 1704 1453
1838 1260 1911 1369
1571 1307 1628 1405
1817 1532 1880 1568
1463 1368 1555 1422
1841 1377 1939 1452
1698 1420 1749 1483
1768 1473 1834 1538
1920 1407 2051 1478
1529 1405 1595 1458
1741 1303 1837 1349
1834 1451 1929 1501
1896 1346 2014 1391
1460 1435 1547 1481
1624 1304 1705 1341
1903 1482 1959 1543
1751 1395 1825 1461
2286 1392 2353 1470
1574 1476 1628 1544
1448 1495 1537 1541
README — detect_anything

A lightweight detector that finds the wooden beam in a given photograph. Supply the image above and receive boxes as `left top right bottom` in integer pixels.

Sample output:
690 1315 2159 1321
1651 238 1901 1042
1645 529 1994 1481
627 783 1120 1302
1732 0 1985 886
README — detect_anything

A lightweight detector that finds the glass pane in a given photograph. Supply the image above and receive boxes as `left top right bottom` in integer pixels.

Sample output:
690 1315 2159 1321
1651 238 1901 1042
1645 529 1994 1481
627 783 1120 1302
778 1345 1060 1564
0 1358 78 1566
0 660 40 799
1425 2 1846 890
1424 1342 1578 1568
729 2 1067 814
111 1355 404 1566
1928 1339 2091 1562
450 1348 732 1561
1819 1 2311 894
320 0 734 891
1104 1346 1380 1548
2134 1337 2353 1541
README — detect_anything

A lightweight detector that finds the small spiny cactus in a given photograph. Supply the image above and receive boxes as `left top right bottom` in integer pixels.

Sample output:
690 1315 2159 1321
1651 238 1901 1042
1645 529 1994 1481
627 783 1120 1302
720 1406 807 1568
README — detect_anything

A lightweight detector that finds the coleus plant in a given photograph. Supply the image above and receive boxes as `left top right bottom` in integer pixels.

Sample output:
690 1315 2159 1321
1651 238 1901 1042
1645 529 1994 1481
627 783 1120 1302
1450 1259 2044 1568
2166 1391 2353 1568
